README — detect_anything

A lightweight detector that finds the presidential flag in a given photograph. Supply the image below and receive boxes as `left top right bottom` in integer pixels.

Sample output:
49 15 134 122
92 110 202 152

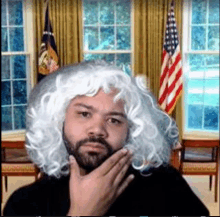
38 2 59 81
158 0 183 114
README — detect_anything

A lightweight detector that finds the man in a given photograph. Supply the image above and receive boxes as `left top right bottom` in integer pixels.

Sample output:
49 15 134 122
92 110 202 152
3 61 209 216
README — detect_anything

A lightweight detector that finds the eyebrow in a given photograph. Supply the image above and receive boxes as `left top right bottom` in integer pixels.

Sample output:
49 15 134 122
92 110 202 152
107 112 127 119
73 103 127 119
73 103 93 110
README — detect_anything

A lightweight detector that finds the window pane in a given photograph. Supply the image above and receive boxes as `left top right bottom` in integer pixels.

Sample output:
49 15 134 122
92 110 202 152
204 79 219 90
9 0 23 25
191 26 206 50
188 93 204 104
84 27 98 50
1 81 11 105
206 54 219 72
1 0 7 26
1 27 8 52
204 93 219 106
208 26 219 50
84 53 115 64
204 106 219 130
14 105 26 129
188 104 203 129
100 0 114 25
188 79 204 91
205 69 219 79
13 80 27 104
188 54 219 78
209 0 219 24
1 106 12 131
116 0 131 24
117 26 131 50
1 56 10 79
9 27 24 51
188 54 206 75
192 0 206 24
83 0 98 25
187 79 204 104
116 53 131 75
204 79 219 106
100 27 115 50
12 55 26 79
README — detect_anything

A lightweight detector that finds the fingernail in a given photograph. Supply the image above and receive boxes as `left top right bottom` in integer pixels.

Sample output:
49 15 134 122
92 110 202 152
122 148 128 154
128 150 133 155
69 155 75 163
130 174 135 179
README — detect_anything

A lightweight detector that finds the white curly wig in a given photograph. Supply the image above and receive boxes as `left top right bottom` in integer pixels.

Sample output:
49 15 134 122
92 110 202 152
26 60 179 178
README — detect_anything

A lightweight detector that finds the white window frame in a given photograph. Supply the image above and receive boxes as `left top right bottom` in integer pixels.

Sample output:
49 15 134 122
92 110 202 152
1 0 35 141
82 0 134 76
182 0 219 140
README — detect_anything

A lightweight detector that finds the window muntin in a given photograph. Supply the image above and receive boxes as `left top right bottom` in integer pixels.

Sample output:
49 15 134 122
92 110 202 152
83 0 132 76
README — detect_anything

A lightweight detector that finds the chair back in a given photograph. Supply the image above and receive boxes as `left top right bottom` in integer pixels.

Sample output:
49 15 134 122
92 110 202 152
2 141 25 149
1 141 31 163
180 139 219 173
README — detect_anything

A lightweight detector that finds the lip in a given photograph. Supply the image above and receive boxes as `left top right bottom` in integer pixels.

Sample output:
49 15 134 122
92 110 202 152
83 143 105 149
82 143 106 151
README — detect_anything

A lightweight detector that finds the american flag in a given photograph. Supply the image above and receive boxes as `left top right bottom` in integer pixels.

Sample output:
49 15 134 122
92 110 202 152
158 0 183 114
38 1 59 81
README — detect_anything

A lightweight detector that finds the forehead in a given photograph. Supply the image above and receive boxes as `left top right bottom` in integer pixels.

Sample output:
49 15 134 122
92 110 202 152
68 88 125 112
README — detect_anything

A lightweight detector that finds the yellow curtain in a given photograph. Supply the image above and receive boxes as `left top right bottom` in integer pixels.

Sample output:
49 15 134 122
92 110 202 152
33 0 83 83
134 0 183 141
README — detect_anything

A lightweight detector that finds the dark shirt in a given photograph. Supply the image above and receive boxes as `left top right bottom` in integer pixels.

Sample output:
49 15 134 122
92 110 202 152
3 165 209 216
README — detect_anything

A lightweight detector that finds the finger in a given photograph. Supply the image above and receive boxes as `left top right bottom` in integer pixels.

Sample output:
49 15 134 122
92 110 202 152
69 155 80 179
113 155 132 187
116 174 135 197
95 148 128 177
107 151 132 183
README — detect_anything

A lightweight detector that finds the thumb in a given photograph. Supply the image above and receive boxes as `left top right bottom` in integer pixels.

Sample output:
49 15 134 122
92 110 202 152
69 155 80 178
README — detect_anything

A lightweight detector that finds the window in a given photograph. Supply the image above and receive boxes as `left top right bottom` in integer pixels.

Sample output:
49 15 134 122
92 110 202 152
182 0 219 138
1 0 34 138
82 0 133 75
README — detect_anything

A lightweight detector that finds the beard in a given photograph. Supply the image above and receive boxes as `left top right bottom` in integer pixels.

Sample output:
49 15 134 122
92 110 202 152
63 132 116 173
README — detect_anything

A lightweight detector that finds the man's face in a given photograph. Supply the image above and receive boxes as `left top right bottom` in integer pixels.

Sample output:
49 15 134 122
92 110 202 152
63 89 128 173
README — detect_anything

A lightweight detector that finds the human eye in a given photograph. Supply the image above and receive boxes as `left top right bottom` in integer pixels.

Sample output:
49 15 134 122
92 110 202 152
77 111 91 118
108 118 122 125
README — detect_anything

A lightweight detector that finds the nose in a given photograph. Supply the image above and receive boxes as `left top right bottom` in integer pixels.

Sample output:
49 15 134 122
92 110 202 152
87 119 108 138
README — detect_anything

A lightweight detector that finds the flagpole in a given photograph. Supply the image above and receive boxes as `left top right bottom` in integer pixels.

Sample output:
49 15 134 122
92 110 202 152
45 0 51 70
48 0 50 64
171 0 176 120
44 0 49 12
44 0 49 20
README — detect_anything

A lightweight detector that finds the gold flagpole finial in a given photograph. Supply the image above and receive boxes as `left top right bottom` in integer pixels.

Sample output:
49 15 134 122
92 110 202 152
44 0 49 8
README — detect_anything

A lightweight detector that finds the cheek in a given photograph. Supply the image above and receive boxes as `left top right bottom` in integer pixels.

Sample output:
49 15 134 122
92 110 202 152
110 126 128 145
64 120 83 141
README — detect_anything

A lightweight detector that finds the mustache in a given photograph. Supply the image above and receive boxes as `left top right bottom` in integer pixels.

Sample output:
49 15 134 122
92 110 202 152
76 137 112 152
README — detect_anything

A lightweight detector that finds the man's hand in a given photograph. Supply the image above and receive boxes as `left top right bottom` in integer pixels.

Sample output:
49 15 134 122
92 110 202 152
67 148 134 216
